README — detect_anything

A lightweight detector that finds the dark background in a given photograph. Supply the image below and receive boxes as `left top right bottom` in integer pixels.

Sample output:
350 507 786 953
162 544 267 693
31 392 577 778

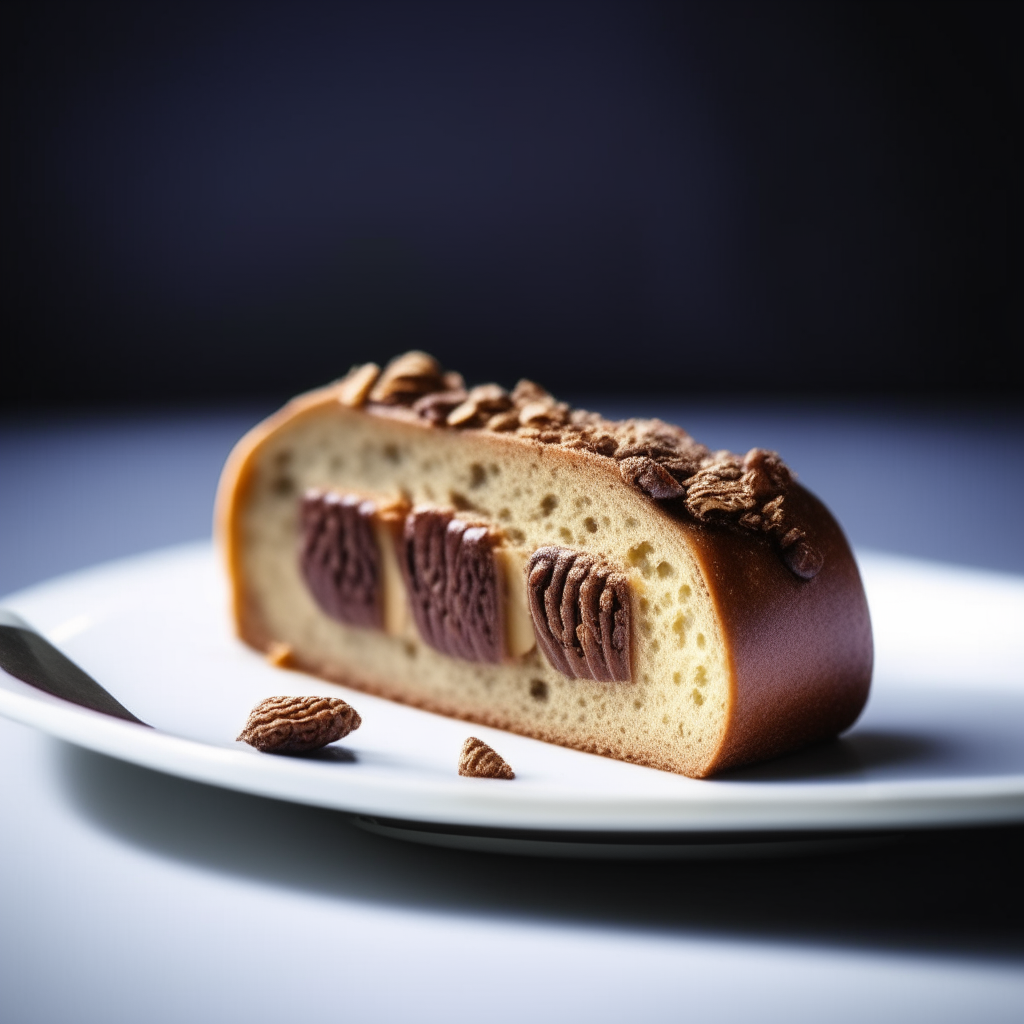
3 0 1021 408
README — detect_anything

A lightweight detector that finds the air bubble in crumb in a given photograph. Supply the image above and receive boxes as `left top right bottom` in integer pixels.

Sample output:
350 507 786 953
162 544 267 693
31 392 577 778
696 633 706 648
628 541 653 563
692 689 705 706
584 516 598 533
560 527 573 542
672 614 686 647
540 494 558 515
656 561 673 577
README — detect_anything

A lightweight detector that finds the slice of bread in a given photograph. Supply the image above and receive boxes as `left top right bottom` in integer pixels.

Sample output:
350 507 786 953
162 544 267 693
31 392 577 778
216 353 871 777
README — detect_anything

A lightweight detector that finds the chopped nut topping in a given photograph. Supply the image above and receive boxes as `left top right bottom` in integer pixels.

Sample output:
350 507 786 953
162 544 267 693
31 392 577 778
237 695 361 754
485 410 520 432
413 389 469 424
682 448 791 520
446 383 514 428
300 490 383 628
336 363 381 408
527 546 632 682
402 507 505 663
618 456 686 500
509 379 551 405
458 736 515 779
517 400 557 426
357 351 822 579
369 351 447 405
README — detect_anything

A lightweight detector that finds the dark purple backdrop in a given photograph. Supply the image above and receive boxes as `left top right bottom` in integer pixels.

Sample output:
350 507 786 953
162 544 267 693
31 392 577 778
3 1 1020 406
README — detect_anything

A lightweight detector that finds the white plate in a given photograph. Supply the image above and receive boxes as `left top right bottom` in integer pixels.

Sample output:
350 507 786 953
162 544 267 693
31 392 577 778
2 543 1023 848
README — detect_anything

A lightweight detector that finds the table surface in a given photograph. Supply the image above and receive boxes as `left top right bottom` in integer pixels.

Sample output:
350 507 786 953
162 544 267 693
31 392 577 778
2 399 1023 1023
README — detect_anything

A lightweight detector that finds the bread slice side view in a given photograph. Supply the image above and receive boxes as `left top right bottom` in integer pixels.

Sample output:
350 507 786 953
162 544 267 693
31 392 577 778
216 355 872 777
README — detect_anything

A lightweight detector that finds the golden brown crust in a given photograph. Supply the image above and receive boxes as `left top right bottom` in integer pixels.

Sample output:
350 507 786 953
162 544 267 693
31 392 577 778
215 373 872 777
686 484 872 774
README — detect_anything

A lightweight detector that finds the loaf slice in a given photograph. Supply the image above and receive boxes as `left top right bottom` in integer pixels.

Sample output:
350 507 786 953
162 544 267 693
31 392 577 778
216 353 872 777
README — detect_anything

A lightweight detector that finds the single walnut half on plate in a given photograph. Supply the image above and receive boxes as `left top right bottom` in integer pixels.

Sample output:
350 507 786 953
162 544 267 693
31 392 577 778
216 352 871 777
238 695 361 755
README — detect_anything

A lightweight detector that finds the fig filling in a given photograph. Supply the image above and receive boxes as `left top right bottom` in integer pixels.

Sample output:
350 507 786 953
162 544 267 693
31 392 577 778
298 489 634 681
527 547 632 683
299 490 383 629
401 507 505 664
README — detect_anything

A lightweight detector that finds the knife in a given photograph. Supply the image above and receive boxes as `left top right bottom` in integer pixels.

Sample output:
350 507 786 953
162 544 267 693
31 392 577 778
0 609 149 726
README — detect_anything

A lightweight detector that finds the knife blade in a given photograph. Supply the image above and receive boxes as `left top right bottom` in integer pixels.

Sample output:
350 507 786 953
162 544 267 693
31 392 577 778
0 609 149 726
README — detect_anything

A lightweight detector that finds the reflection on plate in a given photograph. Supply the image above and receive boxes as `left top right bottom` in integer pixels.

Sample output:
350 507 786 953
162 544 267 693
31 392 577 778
1 543 1023 854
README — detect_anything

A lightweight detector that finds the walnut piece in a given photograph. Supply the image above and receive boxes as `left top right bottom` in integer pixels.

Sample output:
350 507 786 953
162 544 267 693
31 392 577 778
336 363 380 408
369 351 447 405
527 546 632 682
413 389 469 424
618 456 686 500
237 695 362 754
446 384 514 428
458 736 515 779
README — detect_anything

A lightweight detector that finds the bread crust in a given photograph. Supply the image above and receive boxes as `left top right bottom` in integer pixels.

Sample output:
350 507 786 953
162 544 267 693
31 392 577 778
215 380 872 776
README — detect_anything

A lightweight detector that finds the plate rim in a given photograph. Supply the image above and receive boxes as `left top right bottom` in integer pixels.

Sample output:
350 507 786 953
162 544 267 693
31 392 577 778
2 543 1024 834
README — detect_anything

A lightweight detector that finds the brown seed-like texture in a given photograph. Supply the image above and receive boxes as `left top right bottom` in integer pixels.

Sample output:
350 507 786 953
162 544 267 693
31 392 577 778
458 736 515 779
300 490 382 628
237 695 362 754
402 507 505 663
527 546 632 682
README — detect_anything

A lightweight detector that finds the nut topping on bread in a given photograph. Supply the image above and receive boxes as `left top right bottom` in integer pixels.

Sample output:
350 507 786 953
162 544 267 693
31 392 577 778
344 353 821 579
368 350 449 405
216 350 872 776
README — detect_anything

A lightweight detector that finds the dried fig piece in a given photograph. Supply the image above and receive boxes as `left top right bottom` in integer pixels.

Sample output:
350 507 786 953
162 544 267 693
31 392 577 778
300 489 382 628
237 695 361 754
527 546 631 682
458 736 514 779
402 507 505 663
